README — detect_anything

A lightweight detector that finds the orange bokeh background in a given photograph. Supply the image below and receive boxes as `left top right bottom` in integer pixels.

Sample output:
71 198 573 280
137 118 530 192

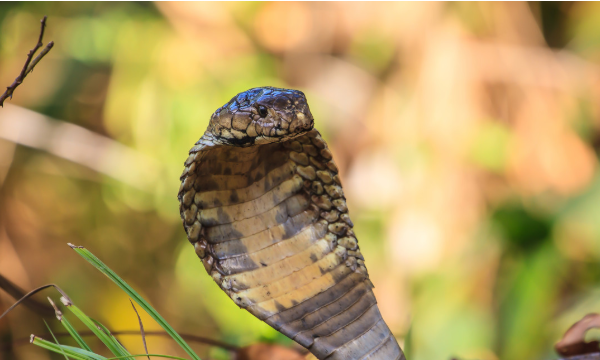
1 2 600 360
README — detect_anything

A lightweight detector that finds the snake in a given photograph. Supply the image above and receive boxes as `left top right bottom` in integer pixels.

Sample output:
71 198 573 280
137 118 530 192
178 87 405 360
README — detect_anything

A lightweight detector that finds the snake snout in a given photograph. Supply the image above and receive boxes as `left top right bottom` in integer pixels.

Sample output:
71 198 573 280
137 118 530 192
288 110 313 134
275 91 313 135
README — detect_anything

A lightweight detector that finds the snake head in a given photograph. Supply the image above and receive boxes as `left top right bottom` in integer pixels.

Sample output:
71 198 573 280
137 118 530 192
208 87 314 146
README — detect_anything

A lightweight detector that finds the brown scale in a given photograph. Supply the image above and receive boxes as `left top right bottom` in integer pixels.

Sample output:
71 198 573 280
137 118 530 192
178 87 404 360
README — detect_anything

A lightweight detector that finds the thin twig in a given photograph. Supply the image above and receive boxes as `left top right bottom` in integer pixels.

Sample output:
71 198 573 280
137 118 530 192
130 299 151 360
0 16 54 107
26 41 55 75
43 319 70 360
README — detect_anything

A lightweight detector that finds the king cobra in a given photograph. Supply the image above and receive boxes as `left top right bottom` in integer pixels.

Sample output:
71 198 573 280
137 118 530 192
178 87 405 360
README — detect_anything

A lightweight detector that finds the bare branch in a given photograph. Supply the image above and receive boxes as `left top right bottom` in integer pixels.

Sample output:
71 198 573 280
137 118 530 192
0 16 54 107
26 41 55 75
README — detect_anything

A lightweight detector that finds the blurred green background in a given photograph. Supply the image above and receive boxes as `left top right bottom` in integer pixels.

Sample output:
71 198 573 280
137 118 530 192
1 2 600 360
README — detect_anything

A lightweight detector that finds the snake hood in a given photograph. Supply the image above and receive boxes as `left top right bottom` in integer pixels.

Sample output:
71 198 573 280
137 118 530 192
179 87 404 360
208 87 314 146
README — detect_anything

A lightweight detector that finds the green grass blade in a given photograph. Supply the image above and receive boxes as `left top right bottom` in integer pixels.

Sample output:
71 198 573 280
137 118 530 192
61 313 93 351
106 355 190 360
69 244 201 360
49 296 93 352
31 336 107 360
60 298 132 359
44 319 70 360
91 318 131 356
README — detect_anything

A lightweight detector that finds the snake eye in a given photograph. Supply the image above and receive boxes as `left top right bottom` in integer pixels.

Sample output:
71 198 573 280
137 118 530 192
257 105 268 118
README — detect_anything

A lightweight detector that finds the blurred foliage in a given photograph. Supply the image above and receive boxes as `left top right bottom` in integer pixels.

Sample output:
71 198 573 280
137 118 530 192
1 2 600 360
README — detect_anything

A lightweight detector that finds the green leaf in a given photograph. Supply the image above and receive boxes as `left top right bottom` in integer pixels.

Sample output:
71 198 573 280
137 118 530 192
49 297 93 352
31 336 107 360
69 244 201 360
106 355 190 360
92 318 132 356
60 298 132 359
44 319 71 360
61 313 93 352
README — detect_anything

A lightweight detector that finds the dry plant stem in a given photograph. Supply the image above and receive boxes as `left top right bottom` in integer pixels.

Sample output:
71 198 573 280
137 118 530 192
0 283 72 320
0 16 54 107
130 299 151 360
0 273 54 317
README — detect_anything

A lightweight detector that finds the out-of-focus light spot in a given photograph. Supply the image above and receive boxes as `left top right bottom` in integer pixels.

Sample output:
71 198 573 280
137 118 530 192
389 210 443 274
554 219 600 261
346 149 404 209
509 117 596 195
468 121 512 173
254 2 311 53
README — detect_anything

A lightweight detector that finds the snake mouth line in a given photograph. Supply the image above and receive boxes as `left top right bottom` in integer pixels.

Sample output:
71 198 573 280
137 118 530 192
219 127 315 147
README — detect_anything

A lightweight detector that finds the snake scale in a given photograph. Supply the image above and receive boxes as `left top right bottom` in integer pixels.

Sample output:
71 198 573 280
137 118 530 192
178 87 405 360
